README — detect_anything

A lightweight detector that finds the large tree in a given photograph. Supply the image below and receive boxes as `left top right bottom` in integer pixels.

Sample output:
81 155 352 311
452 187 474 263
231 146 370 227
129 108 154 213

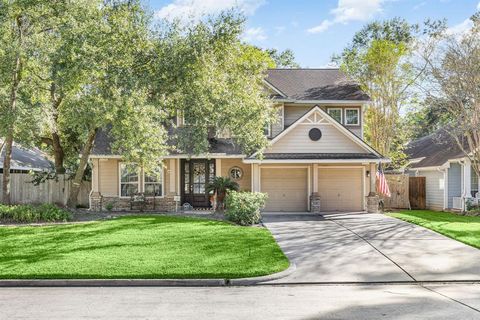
0 0 52 204
420 13 480 178
333 18 426 167
150 12 275 157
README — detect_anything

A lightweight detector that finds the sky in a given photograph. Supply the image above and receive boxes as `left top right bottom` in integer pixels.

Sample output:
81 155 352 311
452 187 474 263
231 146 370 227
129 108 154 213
144 0 480 67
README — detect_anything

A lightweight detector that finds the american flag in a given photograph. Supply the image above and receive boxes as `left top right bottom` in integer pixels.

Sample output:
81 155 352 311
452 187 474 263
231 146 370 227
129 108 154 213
376 163 391 198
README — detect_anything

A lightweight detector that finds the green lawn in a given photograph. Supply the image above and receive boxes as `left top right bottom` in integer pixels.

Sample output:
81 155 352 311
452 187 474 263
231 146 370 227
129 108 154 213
0 215 289 279
388 210 480 249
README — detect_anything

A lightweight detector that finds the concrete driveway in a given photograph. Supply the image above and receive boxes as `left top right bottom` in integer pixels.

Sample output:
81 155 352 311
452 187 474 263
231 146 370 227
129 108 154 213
262 212 480 283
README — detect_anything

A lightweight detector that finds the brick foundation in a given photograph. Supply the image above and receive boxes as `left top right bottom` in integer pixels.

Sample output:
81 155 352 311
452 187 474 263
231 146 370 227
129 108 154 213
89 194 177 212
310 192 321 214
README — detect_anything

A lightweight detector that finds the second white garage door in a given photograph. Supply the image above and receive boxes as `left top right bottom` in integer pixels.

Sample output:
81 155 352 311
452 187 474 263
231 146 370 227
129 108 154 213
261 168 308 212
318 168 363 211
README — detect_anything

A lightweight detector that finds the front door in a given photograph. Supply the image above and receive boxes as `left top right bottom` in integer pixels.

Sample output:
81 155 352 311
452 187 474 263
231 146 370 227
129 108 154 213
181 159 215 208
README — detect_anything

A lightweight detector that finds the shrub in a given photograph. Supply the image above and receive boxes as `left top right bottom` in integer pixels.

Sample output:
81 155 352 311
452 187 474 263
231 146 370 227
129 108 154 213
0 204 71 223
105 201 115 211
224 191 267 225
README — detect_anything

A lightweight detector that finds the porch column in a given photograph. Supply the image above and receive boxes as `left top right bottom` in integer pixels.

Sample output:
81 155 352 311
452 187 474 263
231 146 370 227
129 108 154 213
91 158 100 193
464 159 472 198
251 164 260 192
169 159 176 194
369 162 376 196
366 162 379 213
310 164 321 214
89 158 102 211
215 159 222 177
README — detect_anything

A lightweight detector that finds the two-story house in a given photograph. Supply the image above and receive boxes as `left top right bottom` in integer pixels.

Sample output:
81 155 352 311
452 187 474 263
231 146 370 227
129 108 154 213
89 69 386 213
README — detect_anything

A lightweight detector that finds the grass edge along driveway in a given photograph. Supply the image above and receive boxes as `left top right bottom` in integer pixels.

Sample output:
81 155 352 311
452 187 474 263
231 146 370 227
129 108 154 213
0 215 289 279
388 210 480 249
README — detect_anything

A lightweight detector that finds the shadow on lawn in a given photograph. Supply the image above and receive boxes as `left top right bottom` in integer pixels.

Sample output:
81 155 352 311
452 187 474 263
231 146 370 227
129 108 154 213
0 215 287 278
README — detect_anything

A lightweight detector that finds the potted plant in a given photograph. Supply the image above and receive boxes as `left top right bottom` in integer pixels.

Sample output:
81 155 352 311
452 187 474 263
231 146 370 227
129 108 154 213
207 177 239 211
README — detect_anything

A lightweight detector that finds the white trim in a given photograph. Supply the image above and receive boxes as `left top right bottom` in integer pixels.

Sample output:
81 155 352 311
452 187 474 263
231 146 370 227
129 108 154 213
326 107 343 124
263 80 287 97
443 168 448 210
362 166 366 210
250 106 382 159
163 154 246 159
243 159 387 164
274 99 370 105
264 122 271 137
345 108 360 126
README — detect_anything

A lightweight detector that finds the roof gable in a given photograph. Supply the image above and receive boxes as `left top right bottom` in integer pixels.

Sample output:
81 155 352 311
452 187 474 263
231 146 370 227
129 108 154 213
256 106 381 158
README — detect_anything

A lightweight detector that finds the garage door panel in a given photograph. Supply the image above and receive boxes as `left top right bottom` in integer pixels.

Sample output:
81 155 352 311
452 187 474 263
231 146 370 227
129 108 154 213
261 168 308 212
318 168 363 211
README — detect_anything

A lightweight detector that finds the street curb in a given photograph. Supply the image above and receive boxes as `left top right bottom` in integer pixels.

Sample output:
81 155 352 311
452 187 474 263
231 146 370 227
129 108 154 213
0 279 226 287
0 263 296 287
228 263 296 286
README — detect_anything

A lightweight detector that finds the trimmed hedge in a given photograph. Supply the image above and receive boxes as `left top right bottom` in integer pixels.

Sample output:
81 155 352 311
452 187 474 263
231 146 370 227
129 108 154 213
225 191 267 225
0 204 72 223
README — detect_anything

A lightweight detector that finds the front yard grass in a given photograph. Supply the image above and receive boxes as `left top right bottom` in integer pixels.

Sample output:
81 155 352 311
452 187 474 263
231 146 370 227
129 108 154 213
388 210 480 249
0 215 289 279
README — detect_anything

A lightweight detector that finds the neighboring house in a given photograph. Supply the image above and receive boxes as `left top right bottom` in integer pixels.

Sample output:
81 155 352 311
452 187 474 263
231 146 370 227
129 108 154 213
406 129 479 211
0 140 53 173
89 68 386 213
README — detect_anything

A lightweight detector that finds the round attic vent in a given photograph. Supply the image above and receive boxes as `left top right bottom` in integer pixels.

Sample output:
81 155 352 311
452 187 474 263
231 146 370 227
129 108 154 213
309 128 322 141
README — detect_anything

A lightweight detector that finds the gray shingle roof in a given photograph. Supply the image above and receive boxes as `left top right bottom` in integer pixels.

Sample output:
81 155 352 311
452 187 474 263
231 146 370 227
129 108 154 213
0 141 53 171
92 128 243 156
250 153 379 160
265 68 369 101
406 128 466 168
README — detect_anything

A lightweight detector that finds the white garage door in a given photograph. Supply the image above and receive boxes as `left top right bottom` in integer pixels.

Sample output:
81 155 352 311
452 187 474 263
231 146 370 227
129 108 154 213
318 168 363 211
261 168 308 212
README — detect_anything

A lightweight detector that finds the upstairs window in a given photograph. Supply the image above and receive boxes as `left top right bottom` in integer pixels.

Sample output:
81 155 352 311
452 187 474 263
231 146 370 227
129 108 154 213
345 108 360 126
327 108 342 123
264 123 271 137
120 163 139 197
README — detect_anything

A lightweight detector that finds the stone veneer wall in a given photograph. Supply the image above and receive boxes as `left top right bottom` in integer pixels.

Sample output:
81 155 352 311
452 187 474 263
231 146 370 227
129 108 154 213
90 193 177 212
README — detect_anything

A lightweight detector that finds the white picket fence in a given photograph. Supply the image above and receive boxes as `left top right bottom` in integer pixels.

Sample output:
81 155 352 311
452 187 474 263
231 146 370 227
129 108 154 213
0 173 91 207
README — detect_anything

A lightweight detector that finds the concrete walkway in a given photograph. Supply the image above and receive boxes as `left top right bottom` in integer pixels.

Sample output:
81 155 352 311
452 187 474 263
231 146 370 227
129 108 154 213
262 212 480 283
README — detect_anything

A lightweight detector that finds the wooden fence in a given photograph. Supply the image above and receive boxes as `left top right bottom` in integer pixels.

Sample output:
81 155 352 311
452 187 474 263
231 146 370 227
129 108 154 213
0 173 91 207
409 176 426 209
383 174 411 209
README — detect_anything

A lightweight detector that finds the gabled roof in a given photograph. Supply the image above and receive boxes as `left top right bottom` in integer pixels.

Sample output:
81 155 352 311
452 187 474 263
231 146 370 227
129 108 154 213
265 68 369 101
247 106 383 161
406 128 466 168
0 141 53 171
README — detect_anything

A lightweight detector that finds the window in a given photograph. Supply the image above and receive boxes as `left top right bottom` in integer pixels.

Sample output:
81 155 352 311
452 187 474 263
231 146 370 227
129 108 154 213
327 108 342 123
264 122 271 137
345 108 360 125
229 167 243 181
144 171 163 197
472 171 479 198
120 163 139 197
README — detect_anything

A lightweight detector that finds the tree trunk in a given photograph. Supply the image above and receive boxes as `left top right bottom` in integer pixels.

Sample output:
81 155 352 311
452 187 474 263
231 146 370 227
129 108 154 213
52 132 65 174
2 134 14 205
50 83 66 174
2 17 22 205
66 128 97 208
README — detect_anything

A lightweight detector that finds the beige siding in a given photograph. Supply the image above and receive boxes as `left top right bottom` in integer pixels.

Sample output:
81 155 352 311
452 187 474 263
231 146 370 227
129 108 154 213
261 168 308 212
284 105 311 126
220 158 251 191
98 159 119 196
266 123 367 154
420 170 445 210
318 168 363 211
